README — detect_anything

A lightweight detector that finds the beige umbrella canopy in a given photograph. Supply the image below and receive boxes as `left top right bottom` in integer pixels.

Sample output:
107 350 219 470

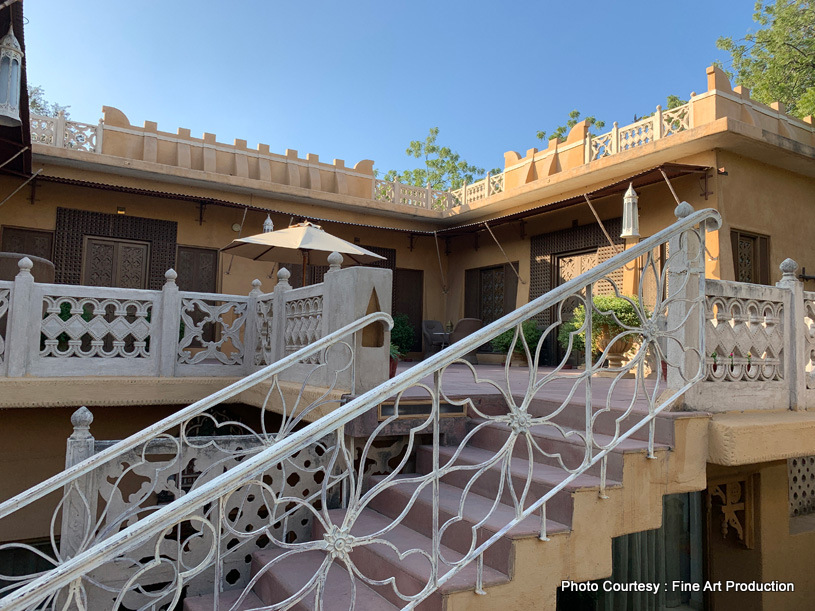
221 221 385 285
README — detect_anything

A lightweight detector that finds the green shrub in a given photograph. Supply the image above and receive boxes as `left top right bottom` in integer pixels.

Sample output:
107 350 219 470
490 320 543 355
557 295 643 355
390 313 415 354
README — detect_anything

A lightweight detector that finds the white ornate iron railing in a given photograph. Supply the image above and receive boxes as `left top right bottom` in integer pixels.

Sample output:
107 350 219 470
0 205 721 610
0 309 392 609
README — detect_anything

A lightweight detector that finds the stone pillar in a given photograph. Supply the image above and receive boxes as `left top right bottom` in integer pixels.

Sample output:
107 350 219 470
6 257 35 377
244 279 262 374
666 202 703 395
776 258 804 410
60 407 97 560
322 261 392 394
158 269 181 377
272 268 291 363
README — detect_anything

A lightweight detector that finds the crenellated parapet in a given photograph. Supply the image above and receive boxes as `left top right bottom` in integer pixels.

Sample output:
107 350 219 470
500 65 815 193
28 66 815 215
32 105 376 200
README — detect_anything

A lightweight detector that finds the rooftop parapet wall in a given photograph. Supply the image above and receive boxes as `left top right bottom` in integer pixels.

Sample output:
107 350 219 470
499 66 815 194
95 106 376 200
28 66 815 217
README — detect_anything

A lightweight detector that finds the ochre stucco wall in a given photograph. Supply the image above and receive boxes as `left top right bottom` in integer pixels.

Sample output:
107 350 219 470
715 150 815 287
706 461 815 611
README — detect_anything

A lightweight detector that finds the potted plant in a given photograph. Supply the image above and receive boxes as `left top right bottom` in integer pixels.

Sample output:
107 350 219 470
490 320 544 366
391 313 415 362
557 295 644 369
389 342 402 378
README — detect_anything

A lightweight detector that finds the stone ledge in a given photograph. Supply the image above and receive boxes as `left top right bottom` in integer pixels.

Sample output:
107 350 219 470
0 377 348 423
708 410 815 465
0 377 242 408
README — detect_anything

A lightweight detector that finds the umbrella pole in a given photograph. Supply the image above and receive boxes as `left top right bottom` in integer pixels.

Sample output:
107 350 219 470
302 250 308 287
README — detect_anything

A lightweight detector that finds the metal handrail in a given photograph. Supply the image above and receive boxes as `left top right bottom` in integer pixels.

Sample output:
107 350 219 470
0 311 392 522
0 208 721 610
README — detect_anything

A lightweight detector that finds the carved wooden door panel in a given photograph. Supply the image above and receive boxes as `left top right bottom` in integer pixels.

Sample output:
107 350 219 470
82 237 149 289
176 246 218 293
555 250 598 361
479 266 505 326
556 250 598 316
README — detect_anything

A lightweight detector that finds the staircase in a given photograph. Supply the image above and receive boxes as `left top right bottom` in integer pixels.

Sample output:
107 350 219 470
0 206 720 611
183 397 707 610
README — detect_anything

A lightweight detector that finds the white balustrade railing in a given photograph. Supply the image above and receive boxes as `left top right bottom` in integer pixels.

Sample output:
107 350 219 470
0 205 721 610
682 258 815 411
374 171 506 211
1 255 389 383
586 102 692 162
30 111 103 153
0 281 11 377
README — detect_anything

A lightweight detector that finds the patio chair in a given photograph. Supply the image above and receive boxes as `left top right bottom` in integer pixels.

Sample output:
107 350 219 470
450 318 483 363
422 320 449 356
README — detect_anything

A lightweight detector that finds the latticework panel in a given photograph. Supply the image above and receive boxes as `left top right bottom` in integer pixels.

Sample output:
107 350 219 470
54 208 177 289
789 456 815 517
529 218 624 326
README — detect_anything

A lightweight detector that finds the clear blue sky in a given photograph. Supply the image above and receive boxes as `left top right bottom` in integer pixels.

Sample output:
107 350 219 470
24 1 757 176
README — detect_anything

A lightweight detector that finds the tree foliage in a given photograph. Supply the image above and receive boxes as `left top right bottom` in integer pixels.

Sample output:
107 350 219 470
536 110 605 143
717 0 815 118
28 85 70 118
383 127 499 191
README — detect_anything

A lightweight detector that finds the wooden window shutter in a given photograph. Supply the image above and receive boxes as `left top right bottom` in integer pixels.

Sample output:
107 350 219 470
503 262 518 316
464 268 480 319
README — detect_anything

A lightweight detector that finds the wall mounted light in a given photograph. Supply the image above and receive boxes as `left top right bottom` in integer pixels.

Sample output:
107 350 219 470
620 183 640 239
116 206 126 215
0 18 22 127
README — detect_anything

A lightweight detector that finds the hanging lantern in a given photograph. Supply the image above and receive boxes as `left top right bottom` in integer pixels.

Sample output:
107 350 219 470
0 21 22 127
620 183 640 239
262 214 274 233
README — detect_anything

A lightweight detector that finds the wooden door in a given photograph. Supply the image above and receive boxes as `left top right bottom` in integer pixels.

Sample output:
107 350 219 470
82 237 149 289
394 268 423 352
176 246 218 293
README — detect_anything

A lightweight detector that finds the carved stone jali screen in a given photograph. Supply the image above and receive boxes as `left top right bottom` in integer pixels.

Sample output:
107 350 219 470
54 208 177 289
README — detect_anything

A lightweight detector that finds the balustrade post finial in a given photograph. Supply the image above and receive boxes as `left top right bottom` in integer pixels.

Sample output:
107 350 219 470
779 258 799 284
70 406 93 440
16 256 33 278
327 251 343 272
164 268 178 285
250 278 262 296
277 267 291 289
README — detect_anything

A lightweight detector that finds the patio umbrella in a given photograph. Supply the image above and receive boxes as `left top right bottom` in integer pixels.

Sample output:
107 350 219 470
221 221 385 286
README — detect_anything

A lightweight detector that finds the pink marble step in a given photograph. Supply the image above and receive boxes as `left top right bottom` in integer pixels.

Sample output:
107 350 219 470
250 548 399 610
475 394 680 445
416 444 620 526
366 474 569 574
183 587 264 611
466 418 667 480
313 508 510 609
